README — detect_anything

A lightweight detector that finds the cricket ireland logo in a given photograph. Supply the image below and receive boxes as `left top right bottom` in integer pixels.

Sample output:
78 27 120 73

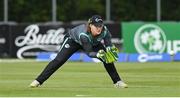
134 24 167 54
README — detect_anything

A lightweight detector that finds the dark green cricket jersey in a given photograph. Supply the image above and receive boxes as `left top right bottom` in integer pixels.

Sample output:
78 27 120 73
68 24 112 46
67 24 113 58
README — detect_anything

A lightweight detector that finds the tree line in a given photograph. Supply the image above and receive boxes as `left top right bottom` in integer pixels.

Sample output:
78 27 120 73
0 0 180 23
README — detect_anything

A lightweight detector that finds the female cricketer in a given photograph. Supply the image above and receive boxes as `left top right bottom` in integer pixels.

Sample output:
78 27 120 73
30 15 127 88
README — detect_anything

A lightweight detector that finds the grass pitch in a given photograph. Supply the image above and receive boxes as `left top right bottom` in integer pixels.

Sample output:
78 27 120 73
0 60 180 97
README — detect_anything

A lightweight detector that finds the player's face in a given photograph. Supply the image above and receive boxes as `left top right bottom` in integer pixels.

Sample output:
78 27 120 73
90 24 103 37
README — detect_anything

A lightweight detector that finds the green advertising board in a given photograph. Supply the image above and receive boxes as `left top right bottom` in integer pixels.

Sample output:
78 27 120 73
122 22 180 54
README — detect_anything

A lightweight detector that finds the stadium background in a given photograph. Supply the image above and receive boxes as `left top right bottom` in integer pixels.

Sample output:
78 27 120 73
0 0 180 97
1 0 180 61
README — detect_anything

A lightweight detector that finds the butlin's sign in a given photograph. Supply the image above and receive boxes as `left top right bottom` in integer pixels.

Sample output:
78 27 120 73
15 24 65 59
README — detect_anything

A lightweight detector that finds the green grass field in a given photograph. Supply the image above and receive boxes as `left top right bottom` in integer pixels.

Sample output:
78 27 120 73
0 60 180 97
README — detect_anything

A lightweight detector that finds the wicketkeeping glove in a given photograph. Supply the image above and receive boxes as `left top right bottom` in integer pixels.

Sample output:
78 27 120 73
106 45 119 62
96 50 107 62
97 47 119 63
96 50 112 63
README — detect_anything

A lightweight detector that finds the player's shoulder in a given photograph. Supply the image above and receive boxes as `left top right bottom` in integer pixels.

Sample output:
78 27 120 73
72 24 86 29
103 25 108 31
70 24 87 33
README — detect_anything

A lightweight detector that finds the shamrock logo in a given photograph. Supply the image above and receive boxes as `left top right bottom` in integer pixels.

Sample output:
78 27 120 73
141 29 162 52
134 24 167 54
